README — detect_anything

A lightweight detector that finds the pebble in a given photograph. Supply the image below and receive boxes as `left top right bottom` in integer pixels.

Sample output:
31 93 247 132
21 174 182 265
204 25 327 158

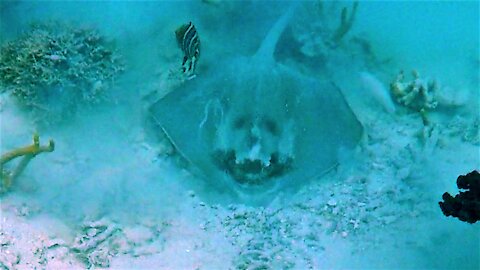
327 199 337 207
87 228 98 237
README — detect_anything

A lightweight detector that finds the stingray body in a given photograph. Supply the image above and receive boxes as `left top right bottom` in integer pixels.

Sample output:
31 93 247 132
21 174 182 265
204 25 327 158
150 5 363 202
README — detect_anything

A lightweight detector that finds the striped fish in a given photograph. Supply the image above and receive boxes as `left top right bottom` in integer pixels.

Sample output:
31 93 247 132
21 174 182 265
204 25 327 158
175 22 200 79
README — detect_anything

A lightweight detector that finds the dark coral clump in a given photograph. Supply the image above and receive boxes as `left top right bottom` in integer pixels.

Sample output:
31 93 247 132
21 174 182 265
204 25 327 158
0 22 124 123
439 170 480 224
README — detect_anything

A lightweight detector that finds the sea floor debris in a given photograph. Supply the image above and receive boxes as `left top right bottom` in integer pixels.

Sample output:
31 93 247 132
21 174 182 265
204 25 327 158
0 209 170 269
70 218 170 268
0 105 477 268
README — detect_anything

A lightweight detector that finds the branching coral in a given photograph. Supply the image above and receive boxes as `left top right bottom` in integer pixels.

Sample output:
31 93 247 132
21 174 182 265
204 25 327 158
0 22 124 123
1 133 54 193
278 0 382 80
390 70 439 128
390 70 438 112
290 1 359 59
332 1 359 44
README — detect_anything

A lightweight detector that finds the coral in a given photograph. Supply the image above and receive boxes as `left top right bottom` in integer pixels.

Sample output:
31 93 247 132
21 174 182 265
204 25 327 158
332 1 359 44
390 70 438 113
279 1 383 80
290 1 360 58
0 22 124 123
1 133 54 193
439 170 480 224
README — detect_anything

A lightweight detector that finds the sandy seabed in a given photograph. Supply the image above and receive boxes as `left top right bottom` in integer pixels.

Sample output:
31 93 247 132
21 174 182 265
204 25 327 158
1 1 479 269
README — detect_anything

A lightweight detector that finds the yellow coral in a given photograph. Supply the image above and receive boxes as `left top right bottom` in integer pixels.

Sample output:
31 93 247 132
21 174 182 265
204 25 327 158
1 133 54 193
390 70 438 112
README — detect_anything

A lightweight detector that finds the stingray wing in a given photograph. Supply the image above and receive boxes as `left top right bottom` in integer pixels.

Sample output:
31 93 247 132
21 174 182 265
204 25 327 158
291 76 363 181
149 79 221 176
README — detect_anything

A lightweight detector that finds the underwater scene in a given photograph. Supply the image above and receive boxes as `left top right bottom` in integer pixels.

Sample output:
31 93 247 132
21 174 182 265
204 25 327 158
0 0 479 269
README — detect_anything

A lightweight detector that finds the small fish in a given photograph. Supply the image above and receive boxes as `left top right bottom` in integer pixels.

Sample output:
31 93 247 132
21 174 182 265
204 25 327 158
175 22 200 79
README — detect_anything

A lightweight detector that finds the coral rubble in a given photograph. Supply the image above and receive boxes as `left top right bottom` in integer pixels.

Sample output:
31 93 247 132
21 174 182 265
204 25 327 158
0 22 124 123
71 219 121 268
70 218 168 268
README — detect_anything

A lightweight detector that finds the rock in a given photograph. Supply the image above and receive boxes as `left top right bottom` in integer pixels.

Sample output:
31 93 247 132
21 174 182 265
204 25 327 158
187 190 196 197
0 251 20 269
327 199 337 207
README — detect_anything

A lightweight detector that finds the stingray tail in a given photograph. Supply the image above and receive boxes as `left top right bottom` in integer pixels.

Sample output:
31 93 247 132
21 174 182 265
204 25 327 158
254 2 299 63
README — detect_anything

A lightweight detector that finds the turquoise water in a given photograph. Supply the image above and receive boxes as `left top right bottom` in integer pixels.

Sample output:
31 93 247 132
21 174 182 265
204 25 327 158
1 1 479 269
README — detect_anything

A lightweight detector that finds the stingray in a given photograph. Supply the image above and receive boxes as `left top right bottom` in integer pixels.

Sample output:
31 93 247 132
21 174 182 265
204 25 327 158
150 5 363 200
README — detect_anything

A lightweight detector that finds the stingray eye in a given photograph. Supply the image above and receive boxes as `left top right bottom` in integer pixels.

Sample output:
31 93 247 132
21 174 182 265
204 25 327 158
264 119 279 135
233 117 247 129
